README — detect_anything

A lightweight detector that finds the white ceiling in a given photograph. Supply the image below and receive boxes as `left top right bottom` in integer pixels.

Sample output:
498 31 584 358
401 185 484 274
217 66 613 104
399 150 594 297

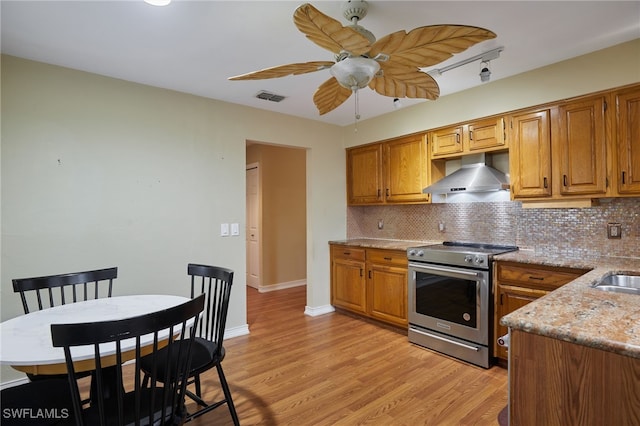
2 1 639 126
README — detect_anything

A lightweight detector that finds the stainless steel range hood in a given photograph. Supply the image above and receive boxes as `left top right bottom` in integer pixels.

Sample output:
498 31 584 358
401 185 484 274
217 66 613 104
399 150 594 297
423 153 510 194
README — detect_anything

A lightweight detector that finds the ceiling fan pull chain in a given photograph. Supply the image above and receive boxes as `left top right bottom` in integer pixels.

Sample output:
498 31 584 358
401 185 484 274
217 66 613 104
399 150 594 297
353 88 361 132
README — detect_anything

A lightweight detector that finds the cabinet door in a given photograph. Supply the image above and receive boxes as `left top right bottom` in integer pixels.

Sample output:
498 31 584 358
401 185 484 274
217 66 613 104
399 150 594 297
510 110 552 198
430 126 463 157
347 144 383 205
557 96 608 195
331 258 366 313
367 264 408 327
468 117 506 151
615 88 640 194
494 284 549 360
384 134 430 203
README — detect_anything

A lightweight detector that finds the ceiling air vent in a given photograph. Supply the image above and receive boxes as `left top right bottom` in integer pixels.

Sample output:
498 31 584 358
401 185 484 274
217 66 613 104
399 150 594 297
255 91 286 103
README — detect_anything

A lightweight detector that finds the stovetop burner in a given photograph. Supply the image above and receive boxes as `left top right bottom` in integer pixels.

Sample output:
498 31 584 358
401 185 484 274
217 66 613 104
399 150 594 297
407 241 518 269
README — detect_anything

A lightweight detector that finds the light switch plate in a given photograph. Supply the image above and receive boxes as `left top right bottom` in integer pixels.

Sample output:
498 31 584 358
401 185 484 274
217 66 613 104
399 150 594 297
231 223 240 236
220 223 230 237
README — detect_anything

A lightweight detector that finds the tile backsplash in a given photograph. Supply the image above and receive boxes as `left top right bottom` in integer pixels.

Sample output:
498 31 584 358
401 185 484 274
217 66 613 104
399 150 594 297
347 198 640 258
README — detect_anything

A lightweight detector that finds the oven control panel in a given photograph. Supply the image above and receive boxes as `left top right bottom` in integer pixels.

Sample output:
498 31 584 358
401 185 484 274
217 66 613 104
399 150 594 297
464 255 486 266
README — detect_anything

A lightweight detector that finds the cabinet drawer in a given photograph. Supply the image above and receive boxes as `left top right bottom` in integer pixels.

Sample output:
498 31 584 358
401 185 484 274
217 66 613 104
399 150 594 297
496 262 587 291
331 245 365 262
366 249 407 266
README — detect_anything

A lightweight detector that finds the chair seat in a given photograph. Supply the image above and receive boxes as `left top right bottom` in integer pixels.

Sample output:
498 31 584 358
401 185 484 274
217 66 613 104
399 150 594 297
141 337 225 382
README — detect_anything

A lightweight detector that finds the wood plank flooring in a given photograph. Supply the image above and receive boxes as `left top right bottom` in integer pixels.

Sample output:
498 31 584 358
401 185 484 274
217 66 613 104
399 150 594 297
189 286 508 425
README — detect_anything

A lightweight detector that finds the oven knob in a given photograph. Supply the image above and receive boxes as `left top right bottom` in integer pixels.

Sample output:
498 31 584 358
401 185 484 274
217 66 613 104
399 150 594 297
464 255 474 263
475 256 485 265
416 250 424 257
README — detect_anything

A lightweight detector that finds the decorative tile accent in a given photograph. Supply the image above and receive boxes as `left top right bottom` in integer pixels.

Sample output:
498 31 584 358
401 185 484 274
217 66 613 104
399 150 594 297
347 198 640 258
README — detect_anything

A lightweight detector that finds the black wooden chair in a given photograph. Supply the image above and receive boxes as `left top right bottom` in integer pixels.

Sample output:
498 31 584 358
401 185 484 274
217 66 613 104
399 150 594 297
12 267 118 314
0 379 73 425
51 294 205 426
141 264 239 424
12 267 119 395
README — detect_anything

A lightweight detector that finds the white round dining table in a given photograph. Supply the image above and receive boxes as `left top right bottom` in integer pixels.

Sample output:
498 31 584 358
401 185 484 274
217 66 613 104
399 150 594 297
0 294 191 375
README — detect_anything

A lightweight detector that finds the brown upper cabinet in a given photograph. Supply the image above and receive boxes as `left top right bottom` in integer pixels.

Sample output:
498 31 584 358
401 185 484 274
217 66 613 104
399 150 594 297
508 85 640 202
556 95 608 196
347 134 430 205
509 109 552 198
429 117 506 159
614 86 640 195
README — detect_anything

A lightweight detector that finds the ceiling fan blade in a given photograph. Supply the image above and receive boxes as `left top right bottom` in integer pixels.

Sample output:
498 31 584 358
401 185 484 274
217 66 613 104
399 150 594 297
369 25 496 69
294 3 371 56
369 64 440 100
228 61 335 80
313 77 353 115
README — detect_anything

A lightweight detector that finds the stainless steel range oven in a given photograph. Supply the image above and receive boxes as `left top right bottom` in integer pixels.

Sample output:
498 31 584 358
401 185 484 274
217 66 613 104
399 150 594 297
407 242 517 368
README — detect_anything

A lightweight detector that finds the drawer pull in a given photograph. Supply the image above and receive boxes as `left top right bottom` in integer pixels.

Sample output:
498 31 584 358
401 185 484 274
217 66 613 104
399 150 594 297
384 257 392 261
343 252 351 256
529 276 545 281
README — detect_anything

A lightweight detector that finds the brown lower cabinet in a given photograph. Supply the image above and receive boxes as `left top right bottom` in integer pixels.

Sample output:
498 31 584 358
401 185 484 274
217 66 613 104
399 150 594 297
493 261 589 362
509 329 640 426
330 245 407 328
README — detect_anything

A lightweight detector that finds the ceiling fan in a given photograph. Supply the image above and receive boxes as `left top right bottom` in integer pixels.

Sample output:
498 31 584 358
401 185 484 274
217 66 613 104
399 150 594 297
229 1 496 116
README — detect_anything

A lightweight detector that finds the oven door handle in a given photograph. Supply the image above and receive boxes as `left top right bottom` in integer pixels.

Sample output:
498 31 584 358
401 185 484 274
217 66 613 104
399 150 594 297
409 327 480 352
409 263 481 279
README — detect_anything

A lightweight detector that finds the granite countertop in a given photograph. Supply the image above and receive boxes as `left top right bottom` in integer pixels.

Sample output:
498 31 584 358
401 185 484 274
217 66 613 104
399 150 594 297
329 238 442 251
496 250 640 359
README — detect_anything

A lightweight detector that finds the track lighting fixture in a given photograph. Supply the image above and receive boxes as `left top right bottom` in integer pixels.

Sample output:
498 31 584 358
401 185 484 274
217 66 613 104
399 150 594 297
393 98 402 109
479 61 491 82
428 47 503 82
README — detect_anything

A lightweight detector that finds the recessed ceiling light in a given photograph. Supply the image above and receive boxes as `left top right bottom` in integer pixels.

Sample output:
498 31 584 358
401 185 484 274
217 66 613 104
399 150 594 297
144 0 171 6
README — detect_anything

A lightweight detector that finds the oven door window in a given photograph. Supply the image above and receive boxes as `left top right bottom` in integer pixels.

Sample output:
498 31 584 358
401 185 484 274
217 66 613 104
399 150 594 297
415 270 478 328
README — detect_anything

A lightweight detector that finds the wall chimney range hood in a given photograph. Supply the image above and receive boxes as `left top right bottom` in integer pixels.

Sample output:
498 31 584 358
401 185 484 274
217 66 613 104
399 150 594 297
423 153 510 194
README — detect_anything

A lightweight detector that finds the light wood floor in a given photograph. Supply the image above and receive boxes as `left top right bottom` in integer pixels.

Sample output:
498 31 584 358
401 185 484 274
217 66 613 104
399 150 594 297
189 286 508 425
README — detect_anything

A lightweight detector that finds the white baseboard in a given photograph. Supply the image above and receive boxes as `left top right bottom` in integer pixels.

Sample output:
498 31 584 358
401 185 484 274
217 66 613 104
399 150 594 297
255 279 306 293
224 324 250 340
304 304 335 317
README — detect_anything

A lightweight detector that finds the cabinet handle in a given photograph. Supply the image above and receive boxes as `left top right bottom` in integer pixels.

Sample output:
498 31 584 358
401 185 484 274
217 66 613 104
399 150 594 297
456 133 461 143
622 171 626 184
543 177 548 188
500 294 503 305
469 130 473 141
368 270 372 279
386 188 389 197
360 268 363 277
377 189 381 198
563 175 568 186
528 276 545 281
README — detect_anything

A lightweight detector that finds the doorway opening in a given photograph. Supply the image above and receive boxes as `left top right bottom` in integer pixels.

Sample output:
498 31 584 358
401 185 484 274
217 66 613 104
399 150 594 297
246 142 307 319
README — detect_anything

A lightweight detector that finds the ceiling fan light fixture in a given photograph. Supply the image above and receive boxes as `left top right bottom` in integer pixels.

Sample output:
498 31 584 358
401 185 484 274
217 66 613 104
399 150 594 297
330 57 380 90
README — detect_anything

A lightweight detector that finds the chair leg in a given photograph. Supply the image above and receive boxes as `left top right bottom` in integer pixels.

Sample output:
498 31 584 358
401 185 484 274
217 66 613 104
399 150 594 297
184 365 239 424
216 364 239 426
194 373 202 398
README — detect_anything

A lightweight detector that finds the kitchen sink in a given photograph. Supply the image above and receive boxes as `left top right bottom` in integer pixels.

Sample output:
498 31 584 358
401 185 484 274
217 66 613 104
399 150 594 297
593 274 640 295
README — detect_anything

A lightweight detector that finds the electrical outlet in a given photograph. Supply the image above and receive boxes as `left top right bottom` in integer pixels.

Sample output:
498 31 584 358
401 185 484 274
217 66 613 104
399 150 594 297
438 222 446 233
607 223 621 239
378 219 384 230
